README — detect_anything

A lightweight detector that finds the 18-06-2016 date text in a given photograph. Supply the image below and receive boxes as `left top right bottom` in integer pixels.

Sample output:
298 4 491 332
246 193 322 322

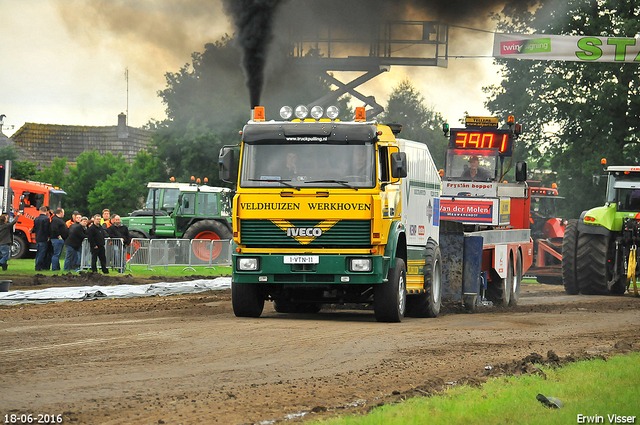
4 414 63 424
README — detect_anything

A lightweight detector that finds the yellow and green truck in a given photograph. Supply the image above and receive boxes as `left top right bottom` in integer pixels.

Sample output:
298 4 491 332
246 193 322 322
219 105 442 322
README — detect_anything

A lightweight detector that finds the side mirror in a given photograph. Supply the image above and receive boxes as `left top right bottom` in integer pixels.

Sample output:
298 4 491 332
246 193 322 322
390 152 408 178
515 161 527 182
219 147 236 182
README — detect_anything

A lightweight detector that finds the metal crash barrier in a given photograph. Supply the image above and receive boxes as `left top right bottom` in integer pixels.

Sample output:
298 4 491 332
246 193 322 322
78 238 232 273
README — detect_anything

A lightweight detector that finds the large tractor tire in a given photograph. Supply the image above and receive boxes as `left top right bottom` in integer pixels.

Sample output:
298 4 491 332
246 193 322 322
486 257 512 307
183 220 232 261
576 232 610 295
10 234 28 259
561 219 580 295
406 240 442 318
374 257 407 322
509 251 523 306
232 281 264 318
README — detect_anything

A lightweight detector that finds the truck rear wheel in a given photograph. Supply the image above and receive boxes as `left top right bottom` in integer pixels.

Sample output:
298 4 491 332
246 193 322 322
561 219 580 295
183 220 232 261
11 234 28 259
232 281 264 318
486 259 512 307
576 232 611 295
406 240 442 318
374 257 407 322
509 251 522 306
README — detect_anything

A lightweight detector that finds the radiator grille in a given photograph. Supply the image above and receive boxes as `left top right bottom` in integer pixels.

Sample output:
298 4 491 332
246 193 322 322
240 219 371 247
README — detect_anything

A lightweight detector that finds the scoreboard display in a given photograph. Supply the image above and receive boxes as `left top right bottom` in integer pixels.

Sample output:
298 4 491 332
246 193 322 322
449 128 514 156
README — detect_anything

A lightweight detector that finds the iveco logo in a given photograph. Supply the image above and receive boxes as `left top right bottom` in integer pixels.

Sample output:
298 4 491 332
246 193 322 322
287 227 323 237
271 219 339 245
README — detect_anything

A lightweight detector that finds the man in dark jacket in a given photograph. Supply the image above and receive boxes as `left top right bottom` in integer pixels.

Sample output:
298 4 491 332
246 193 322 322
0 212 20 271
49 208 68 271
64 216 87 271
107 214 130 271
33 206 51 271
87 214 109 274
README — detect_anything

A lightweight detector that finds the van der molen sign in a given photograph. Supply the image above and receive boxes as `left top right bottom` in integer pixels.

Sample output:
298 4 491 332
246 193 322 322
493 33 640 63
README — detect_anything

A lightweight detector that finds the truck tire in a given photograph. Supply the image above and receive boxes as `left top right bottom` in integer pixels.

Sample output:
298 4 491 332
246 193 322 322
509 251 522 306
232 281 264 318
561 219 580 295
486 259 512 307
183 220 232 261
406 240 442 318
374 257 407 322
11 234 28 259
576 233 610 295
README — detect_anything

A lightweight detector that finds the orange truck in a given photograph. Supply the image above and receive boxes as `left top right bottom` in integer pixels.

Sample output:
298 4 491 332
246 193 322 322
7 179 66 259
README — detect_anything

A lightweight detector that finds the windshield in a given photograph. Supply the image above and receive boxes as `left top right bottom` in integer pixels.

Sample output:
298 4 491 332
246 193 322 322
607 171 640 205
145 188 180 211
444 148 498 182
48 191 64 210
240 142 376 188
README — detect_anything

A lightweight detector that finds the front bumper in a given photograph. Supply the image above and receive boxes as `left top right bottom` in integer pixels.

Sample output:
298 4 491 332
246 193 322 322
232 253 385 285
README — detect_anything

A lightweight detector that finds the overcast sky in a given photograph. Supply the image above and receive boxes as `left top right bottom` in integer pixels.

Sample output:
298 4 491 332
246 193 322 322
1 0 503 137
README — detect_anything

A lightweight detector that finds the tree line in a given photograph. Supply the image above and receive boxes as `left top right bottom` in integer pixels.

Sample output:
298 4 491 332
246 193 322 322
5 0 635 220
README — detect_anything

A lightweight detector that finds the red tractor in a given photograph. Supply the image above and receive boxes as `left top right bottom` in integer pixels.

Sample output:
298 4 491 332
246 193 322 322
527 182 565 284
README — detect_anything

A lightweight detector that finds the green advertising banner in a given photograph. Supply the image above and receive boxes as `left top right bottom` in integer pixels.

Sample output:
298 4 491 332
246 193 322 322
493 33 640 63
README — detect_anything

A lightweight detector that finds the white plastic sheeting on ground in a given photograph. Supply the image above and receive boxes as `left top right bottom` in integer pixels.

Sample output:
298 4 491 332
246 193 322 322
0 278 232 306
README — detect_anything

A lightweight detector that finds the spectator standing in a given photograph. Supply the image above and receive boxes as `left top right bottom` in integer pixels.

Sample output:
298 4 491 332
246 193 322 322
64 216 87 271
100 209 111 228
87 214 109 274
33 206 51 271
0 212 20 271
50 208 68 271
107 214 130 271
66 211 80 228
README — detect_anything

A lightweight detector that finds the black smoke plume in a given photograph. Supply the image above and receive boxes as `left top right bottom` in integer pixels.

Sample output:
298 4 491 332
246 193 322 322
222 0 284 108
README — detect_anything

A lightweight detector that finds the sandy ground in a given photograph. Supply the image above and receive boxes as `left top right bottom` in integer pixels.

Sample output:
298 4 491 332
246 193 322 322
1 275 639 425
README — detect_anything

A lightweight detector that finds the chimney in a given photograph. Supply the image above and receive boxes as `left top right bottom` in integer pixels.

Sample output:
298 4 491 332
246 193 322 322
117 112 129 139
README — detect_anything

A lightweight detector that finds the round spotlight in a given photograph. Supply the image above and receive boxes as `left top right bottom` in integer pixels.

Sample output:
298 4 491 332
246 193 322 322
310 105 324 119
294 105 309 119
326 105 340 119
280 105 293 120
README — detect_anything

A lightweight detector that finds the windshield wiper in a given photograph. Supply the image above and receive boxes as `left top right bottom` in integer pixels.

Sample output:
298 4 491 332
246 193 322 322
248 178 300 190
304 180 357 190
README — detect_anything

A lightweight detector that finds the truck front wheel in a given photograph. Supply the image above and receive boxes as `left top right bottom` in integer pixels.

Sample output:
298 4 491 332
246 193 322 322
576 233 610 295
374 257 407 322
561 219 580 295
11 234 28 259
232 281 264 318
406 240 442 318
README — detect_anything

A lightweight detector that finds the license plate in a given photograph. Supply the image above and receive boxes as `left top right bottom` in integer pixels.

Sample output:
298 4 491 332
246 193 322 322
284 255 319 264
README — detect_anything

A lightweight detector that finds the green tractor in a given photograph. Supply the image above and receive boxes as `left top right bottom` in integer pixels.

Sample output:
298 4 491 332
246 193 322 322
121 181 233 261
562 165 640 295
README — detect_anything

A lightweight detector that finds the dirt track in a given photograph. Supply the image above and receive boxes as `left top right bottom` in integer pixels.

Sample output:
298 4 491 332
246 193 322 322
1 277 639 425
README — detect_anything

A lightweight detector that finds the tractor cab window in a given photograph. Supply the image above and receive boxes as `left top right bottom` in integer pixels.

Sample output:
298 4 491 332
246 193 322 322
444 148 498 182
197 193 219 217
162 189 180 212
180 193 196 215
609 172 640 209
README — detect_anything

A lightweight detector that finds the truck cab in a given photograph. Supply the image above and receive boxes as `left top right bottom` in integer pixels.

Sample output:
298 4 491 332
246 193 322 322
220 105 443 322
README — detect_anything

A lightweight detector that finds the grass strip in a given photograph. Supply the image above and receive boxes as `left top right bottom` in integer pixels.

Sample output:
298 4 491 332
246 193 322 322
312 352 640 425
